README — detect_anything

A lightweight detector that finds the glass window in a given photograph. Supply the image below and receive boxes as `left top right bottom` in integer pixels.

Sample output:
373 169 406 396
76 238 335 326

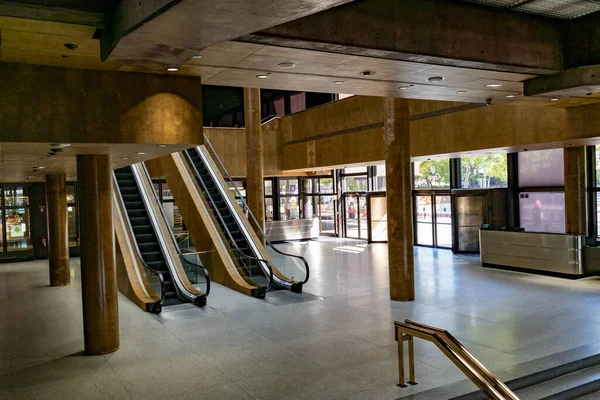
228 181 246 198
280 196 299 220
279 179 299 195
265 198 273 222
303 178 314 194
374 164 386 191
264 180 273 196
5 208 32 251
344 166 367 174
518 149 564 187
413 160 450 189
519 192 565 234
460 154 507 189
67 205 78 246
319 178 334 193
343 176 367 192
162 182 173 201
66 185 76 204
4 185 29 206
595 145 600 187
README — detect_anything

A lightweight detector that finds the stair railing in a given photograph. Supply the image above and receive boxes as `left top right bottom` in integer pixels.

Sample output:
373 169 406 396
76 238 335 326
202 133 310 285
183 149 274 291
394 319 519 400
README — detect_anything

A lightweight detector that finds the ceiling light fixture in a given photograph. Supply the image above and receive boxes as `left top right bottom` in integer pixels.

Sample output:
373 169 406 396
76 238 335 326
399 86 410 90
49 143 70 148
550 98 559 101
166 67 180 72
63 43 78 50
37 166 45 169
485 83 503 88
278 62 296 68
136 152 146 155
506 95 515 98
428 76 444 83
157 144 168 148
456 90 467 94
332 81 345 85
362 71 374 77
122 157 130 160
191 55 202 59
256 74 270 79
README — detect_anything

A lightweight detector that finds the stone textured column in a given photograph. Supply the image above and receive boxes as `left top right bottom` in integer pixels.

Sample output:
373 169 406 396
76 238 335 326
77 155 119 355
384 98 415 301
46 173 70 286
564 146 587 235
244 87 265 237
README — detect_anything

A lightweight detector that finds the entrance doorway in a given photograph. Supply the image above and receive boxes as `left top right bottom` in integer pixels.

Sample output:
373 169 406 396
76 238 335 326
454 194 486 253
414 192 453 249
344 193 368 239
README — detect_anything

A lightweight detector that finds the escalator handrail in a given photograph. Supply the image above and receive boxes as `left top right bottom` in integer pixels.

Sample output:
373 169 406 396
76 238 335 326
113 171 166 305
183 148 274 290
202 134 310 284
139 162 211 296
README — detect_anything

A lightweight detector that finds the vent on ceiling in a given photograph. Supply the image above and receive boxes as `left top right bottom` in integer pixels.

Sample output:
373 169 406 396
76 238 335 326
457 0 600 19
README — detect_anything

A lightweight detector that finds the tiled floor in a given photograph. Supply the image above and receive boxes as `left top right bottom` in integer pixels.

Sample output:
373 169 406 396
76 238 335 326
1 238 600 399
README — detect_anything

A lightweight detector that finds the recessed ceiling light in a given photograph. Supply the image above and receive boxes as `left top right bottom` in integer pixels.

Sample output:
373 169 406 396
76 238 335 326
456 90 467 94
399 86 410 90
428 76 444 83
486 83 503 88
122 157 130 160
166 67 180 72
63 43 78 50
191 55 202 59
332 81 345 85
277 62 296 68
506 94 515 98
37 166 45 169
256 74 270 79
136 152 146 155
157 144 168 148
362 71 374 76
550 98 559 101
49 143 70 148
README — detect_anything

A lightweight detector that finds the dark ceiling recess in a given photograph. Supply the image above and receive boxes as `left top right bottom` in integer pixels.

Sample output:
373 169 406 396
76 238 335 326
6 0 120 13
455 0 600 19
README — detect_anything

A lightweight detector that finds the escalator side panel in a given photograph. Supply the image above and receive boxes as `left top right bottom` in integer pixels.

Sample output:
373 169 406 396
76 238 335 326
145 155 264 298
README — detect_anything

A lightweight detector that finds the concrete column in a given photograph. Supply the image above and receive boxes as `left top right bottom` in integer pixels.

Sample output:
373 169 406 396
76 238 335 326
77 155 119 355
45 173 70 286
384 98 415 301
564 146 587 235
244 87 265 237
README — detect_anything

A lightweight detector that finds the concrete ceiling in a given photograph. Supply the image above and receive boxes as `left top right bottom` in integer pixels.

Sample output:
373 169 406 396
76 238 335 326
2 16 600 107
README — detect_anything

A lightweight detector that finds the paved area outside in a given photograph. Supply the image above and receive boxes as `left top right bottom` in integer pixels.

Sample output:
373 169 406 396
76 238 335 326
1 238 600 399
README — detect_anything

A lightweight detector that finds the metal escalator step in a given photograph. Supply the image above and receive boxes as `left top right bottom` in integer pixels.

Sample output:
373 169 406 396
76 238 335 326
141 251 163 262
129 217 150 225
146 260 167 271
135 234 156 243
126 209 146 218
125 201 144 209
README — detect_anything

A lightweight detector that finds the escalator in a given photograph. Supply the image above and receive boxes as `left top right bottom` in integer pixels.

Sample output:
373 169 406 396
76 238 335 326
114 164 208 308
183 142 309 293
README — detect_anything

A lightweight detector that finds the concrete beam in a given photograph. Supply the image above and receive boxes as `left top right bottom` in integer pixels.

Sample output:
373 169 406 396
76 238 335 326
238 0 564 75
524 65 600 98
0 1 106 27
102 0 354 65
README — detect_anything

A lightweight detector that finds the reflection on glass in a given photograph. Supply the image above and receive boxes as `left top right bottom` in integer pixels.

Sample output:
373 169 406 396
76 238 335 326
369 196 387 242
414 160 450 189
5 208 32 251
519 192 565 233
374 164 386 191
303 196 315 219
265 198 273 221
435 195 452 248
304 179 313 194
4 185 29 206
518 149 564 187
280 196 299 220
68 205 78 246
416 195 433 245
66 185 76 203
460 154 507 188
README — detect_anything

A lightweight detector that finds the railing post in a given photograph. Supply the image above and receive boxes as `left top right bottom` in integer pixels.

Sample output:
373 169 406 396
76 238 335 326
396 326 418 388
408 335 417 385
397 328 406 388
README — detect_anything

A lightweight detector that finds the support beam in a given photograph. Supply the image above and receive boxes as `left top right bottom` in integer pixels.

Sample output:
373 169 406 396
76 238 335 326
77 154 119 355
244 88 265 237
0 1 106 27
102 0 353 65
240 0 563 75
564 147 587 235
46 173 69 286
384 98 414 301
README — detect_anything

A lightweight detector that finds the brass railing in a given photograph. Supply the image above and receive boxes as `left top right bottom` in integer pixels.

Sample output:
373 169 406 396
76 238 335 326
394 320 520 400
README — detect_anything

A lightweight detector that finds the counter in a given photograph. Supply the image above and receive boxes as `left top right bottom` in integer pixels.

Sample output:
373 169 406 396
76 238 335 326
480 229 600 277
265 218 319 242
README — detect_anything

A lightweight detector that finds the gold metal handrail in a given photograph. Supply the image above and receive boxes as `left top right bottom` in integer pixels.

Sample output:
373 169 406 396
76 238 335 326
395 319 520 400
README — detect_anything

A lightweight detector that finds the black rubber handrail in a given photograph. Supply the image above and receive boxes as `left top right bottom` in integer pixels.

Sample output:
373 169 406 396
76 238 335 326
113 171 166 308
140 162 211 298
183 148 274 291
202 134 310 284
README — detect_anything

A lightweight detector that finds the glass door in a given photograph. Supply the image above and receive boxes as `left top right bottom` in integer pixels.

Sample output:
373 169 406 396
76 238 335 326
455 194 486 252
415 195 434 246
344 193 368 239
434 195 452 248
319 195 336 235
